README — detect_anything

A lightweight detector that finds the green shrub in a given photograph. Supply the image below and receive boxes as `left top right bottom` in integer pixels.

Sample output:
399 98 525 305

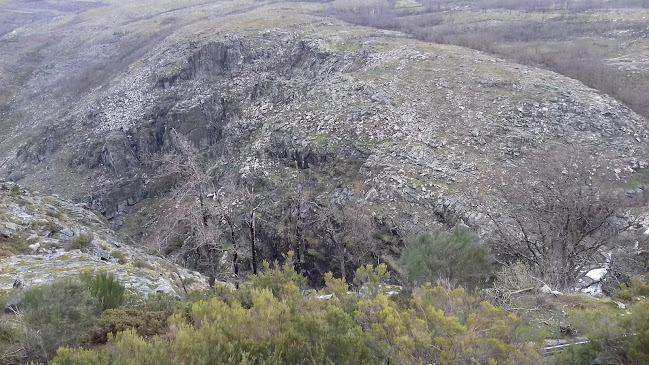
186 284 238 304
50 346 109 365
17 279 99 363
80 271 126 311
93 309 171 343
10 185 20 196
248 251 306 299
400 228 494 289
141 293 179 312
615 275 649 302
51 290 376 365
50 264 544 365
353 263 390 297
554 300 649 364
355 284 542 364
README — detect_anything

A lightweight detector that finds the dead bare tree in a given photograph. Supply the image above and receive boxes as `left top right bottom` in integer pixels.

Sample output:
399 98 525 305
148 130 226 283
483 147 645 289
247 199 262 276
210 180 247 288
148 129 277 286
314 203 377 280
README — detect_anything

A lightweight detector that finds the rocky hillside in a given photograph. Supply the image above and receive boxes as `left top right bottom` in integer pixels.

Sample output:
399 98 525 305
0 180 208 298
1 0 648 282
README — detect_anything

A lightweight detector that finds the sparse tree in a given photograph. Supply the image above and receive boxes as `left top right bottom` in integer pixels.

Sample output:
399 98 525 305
314 203 377 280
149 129 275 287
150 130 224 284
482 147 644 289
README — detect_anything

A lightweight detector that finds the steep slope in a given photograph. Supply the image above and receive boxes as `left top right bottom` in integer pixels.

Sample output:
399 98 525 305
1 0 648 281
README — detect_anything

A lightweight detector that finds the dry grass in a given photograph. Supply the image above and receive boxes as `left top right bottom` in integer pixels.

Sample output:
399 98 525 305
0 233 30 259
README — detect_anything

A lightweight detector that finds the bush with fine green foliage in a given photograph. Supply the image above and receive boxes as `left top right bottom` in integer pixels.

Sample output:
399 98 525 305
247 251 306 299
48 261 543 365
355 284 542 364
553 299 649 364
353 263 390 297
17 278 99 363
400 228 494 289
51 289 376 365
80 271 126 311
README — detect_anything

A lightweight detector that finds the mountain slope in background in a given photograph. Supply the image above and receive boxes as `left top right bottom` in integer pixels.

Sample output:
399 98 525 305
0 0 648 282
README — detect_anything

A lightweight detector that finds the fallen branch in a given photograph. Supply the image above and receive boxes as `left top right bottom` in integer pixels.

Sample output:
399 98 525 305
506 307 541 311
509 287 535 295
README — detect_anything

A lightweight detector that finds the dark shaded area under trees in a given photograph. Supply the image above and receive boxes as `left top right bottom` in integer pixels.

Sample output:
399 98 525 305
148 130 390 287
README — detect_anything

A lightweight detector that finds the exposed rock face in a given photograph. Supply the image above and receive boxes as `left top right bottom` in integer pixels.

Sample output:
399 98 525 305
0 181 208 297
0 1 648 267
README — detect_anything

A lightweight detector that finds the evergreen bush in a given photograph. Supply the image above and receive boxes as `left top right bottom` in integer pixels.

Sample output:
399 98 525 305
400 228 494 289
80 271 126 311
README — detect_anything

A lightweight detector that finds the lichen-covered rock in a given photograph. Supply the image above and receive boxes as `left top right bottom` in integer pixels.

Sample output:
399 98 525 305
0 181 208 297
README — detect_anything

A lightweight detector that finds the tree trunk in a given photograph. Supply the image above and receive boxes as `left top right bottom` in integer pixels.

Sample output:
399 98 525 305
340 244 347 280
226 217 239 289
250 208 258 275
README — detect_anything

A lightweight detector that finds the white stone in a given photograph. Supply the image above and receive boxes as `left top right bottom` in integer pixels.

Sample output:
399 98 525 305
586 268 607 281
540 284 563 296
28 242 40 252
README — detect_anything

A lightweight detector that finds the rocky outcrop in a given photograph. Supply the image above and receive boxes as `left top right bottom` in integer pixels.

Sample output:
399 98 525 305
0 180 208 297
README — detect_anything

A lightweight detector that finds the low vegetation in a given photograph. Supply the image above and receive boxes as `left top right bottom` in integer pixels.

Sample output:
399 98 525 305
0 1 647 364
0 249 645 364
326 0 649 119
0 232 31 259
42 260 542 365
555 300 649 364
14 279 100 363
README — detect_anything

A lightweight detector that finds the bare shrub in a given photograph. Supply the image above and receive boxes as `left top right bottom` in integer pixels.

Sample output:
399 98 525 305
486 262 535 307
